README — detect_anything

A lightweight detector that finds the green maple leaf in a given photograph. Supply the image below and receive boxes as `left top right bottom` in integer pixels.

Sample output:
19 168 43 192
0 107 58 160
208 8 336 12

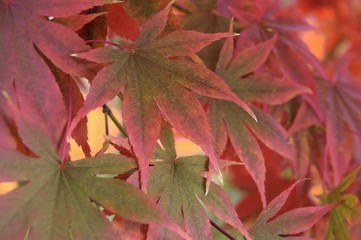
323 167 361 240
133 125 252 240
0 99 189 240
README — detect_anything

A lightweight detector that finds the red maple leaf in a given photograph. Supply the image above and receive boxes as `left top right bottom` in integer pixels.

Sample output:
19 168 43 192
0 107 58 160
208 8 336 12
71 4 255 190
0 0 103 151
208 32 308 206
316 59 361 185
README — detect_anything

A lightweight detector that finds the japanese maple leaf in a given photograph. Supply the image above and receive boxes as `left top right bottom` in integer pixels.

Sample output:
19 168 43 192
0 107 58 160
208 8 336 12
250 181 334 240
322 167 361 240
122 0 175 27
207 34 308 206
0 0 103 151
224 141 314 222
316 62 361 184
222 0 325 114
177 0 233 69
52 67 92 157
72 4 255 190
128 125 252 240
108 3 140 41
53 12 105 32
286 102 323 179
0 99 189 240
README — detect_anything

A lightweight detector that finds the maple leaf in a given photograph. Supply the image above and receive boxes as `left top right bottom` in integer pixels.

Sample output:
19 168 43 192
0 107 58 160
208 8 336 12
72 4 255 190
207 34 307 206
0 98 189 240
285 102 323 179
51 66 92 157
322 167 361 240
250 181 334 240
108 3 140 41
129 125 252 240
122 0 176 27
0 0 104 152
0 0 104 77
177 0 233 69
226 143 313 222
316 62 361 184
53 12 105 32
223 0 325 114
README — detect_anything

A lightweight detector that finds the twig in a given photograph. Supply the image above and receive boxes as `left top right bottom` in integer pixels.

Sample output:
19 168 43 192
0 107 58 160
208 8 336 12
102 105 110 136
103 104 128 137
210 220 236 240
172 3 192 14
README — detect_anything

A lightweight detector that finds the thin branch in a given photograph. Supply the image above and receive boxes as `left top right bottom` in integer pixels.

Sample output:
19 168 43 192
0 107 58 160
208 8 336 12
210 220 236 240
103 104 128 137
172 3 192 14
102 105 110 136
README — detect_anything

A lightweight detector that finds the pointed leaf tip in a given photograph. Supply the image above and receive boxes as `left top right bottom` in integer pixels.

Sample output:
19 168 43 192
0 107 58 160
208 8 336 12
229 17 235 30
1 90 10 100
218 170 224 185
205 178 211 196
168 0 176 7
247 109 258 122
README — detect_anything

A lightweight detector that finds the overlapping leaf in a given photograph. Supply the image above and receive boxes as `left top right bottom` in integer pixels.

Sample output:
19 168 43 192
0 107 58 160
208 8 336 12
122 0 174 27
225 0 325 114
0 0 103 151
316 64 361 183
250 181 334 239
286 102 322 179
54 12 105 32
140 126 251 240
108 3 140 41
177 0 232 69
226 144 313 221
73 4 255 190
39 54 92 158
0 100 189 240
208 35 307 206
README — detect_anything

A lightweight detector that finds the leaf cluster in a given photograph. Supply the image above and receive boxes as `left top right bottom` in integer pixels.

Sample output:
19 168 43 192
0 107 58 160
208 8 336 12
1 0 361 239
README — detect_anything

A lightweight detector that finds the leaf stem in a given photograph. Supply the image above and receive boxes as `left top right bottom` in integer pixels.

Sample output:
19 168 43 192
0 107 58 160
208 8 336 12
102 105 109 136
103 104 128 137
210 220 236 240
85 40 127 49
172 3 192 14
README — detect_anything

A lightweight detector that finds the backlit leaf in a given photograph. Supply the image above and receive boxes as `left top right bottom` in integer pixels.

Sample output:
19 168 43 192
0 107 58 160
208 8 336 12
72 5 252 190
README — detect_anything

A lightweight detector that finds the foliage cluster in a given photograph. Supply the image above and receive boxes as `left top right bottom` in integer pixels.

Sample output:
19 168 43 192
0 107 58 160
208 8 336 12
1 0 361 239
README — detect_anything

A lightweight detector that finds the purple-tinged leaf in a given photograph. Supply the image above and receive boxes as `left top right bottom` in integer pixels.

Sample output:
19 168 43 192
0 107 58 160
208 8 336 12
72 5 246 190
